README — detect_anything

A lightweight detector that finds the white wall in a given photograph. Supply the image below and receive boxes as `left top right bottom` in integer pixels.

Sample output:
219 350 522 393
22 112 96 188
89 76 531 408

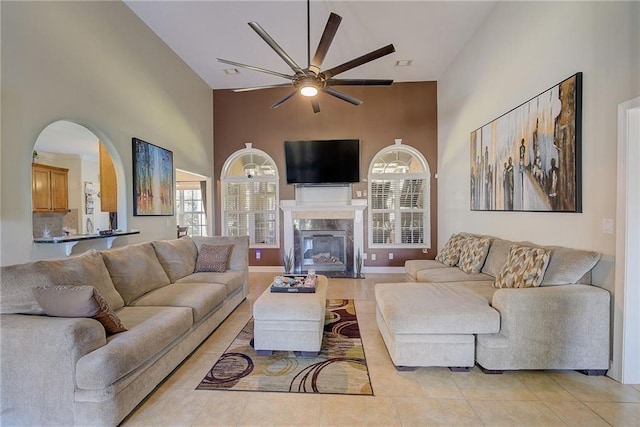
1 1 214 266
438 1 639 293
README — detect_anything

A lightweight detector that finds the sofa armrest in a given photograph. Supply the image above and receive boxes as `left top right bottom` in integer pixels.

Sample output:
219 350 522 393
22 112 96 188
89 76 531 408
1 314 106 425
478 284 610 370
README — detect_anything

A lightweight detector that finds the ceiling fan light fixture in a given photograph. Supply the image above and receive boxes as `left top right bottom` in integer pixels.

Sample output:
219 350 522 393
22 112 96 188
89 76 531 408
300 85 319 97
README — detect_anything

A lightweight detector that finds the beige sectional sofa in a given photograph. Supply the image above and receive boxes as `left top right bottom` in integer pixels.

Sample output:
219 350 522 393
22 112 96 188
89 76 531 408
0 235 248 426
375 233 610 374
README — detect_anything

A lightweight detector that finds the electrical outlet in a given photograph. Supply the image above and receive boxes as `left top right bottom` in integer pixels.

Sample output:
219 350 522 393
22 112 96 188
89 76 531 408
356 190 362 197
363 252 368 260
255 250 261 260
371 253 377 261
388 252 394 260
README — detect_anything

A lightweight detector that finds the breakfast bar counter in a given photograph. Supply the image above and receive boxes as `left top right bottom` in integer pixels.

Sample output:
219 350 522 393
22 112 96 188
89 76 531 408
33 230 140 255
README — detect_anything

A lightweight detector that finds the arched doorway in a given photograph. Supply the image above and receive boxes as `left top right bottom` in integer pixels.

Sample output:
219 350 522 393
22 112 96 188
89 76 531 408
32 120 126 238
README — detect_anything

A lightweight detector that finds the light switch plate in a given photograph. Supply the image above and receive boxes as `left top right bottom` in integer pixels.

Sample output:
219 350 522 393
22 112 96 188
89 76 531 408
602 218 614 235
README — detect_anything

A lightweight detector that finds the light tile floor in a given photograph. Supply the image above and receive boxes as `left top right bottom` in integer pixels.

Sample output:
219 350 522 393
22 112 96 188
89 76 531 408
123 273 640 426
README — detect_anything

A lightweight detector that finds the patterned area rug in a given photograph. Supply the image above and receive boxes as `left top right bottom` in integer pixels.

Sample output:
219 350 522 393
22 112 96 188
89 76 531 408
196 299 373 395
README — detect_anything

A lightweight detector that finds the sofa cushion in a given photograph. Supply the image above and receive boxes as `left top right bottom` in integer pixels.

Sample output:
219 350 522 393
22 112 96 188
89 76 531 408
461 281 499 304
541 246 601 286
192 236 249 271
481 238 515 277
75 306 192 390
33 285 127 335
0 249 124 315
435 234 466 266
195 244 233 273
494 245 551 288
176 270 245 296
416 267 494 283
404 260 448 280
101 243 170 305
130 282 226 323
151 237 197 282
375 282 500 335
458 236 491 274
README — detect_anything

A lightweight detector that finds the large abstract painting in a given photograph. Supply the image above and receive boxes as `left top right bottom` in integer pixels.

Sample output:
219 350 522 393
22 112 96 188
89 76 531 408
470 73 582 212
133 138 174 216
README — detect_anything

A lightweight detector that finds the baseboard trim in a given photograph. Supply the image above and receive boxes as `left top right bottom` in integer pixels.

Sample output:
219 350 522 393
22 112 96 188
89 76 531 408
248 266 405 274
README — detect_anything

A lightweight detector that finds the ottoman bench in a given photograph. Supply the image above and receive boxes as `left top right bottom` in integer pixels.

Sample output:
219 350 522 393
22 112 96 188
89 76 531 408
375 282 500 370
253 275 328 356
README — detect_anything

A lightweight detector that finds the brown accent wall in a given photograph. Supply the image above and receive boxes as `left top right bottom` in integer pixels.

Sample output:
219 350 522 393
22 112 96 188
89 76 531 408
213 81 437 267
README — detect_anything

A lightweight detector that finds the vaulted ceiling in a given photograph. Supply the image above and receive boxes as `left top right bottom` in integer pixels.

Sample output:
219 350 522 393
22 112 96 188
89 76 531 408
125 1 496 90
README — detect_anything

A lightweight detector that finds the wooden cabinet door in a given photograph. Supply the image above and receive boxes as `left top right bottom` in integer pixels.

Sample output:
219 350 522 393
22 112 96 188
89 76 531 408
99 142 117 212
32 165 52 211
32 163 68 212
50 169 68 212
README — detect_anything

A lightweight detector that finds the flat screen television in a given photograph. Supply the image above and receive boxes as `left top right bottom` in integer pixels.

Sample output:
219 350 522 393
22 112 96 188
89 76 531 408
284 139 360 184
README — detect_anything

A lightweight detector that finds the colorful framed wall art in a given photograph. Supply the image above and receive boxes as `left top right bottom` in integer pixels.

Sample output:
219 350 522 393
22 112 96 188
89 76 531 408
132 137 174 216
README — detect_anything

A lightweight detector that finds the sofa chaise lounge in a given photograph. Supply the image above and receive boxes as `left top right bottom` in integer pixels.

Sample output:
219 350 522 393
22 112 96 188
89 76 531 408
375 233 610 374
1 235 248 426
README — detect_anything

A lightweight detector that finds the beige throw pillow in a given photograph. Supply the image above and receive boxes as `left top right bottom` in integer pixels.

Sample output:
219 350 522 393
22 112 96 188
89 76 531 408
195 244 233 273
494 245 551 288
458 236 491 274
33 285 127 335
435 234 466 266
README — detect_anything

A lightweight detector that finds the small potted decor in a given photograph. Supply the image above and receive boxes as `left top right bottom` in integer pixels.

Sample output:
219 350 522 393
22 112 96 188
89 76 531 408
355 249 363 278
283 248 294 274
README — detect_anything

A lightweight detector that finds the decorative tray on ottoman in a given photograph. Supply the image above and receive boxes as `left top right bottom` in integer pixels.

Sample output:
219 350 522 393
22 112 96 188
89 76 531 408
270 275 318 293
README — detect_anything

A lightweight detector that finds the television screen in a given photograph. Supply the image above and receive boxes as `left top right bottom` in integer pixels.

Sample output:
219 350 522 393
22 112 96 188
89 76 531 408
284 139 360 184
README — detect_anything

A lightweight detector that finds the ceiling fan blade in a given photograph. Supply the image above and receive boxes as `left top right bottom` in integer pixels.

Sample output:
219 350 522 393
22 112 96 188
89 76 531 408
248 22 303 73
217 58 293 80
311 98 320 114
309 12 342 74
270 91 297 109
321 44 396 79
328 79 394 86
233 84 293 93
323 87 363 106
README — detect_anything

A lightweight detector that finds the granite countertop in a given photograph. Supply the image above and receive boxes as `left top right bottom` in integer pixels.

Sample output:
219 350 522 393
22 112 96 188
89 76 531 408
33 230 140 243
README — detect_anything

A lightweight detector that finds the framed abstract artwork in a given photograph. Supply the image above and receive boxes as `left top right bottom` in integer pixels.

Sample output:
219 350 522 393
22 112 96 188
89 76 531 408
132 137 174 216
470 72 582 212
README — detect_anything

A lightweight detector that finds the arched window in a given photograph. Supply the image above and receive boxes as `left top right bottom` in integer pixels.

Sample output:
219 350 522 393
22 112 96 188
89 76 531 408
368 140 431 248
221 144 279 248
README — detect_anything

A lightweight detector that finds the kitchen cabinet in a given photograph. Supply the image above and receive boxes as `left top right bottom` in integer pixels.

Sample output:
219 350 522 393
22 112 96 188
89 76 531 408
32 163 69 212
99 142 117 212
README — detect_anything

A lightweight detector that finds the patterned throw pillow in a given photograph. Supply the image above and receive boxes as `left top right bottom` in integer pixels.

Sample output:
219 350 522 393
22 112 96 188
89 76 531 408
494 245 551 288
195 244 233 273
32 285 127 335
458 236 491 274
435 234 466 266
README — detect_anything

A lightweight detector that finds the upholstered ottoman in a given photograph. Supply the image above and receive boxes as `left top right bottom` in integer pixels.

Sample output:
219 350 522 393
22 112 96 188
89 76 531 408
375 282 500 370
253 275 328 356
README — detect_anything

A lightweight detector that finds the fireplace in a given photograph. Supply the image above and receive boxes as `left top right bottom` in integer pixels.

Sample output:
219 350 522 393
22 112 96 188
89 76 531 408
299 229 348 273
281 189 366 278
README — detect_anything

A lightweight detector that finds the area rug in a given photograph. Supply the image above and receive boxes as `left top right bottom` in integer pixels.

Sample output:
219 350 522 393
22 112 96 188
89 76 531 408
196 299 373 395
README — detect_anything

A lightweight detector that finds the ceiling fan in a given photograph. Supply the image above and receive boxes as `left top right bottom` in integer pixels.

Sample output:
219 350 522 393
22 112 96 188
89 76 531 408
218 1 395 113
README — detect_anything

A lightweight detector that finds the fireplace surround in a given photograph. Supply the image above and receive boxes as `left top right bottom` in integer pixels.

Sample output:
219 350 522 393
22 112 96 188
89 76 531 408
281 186 365 278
